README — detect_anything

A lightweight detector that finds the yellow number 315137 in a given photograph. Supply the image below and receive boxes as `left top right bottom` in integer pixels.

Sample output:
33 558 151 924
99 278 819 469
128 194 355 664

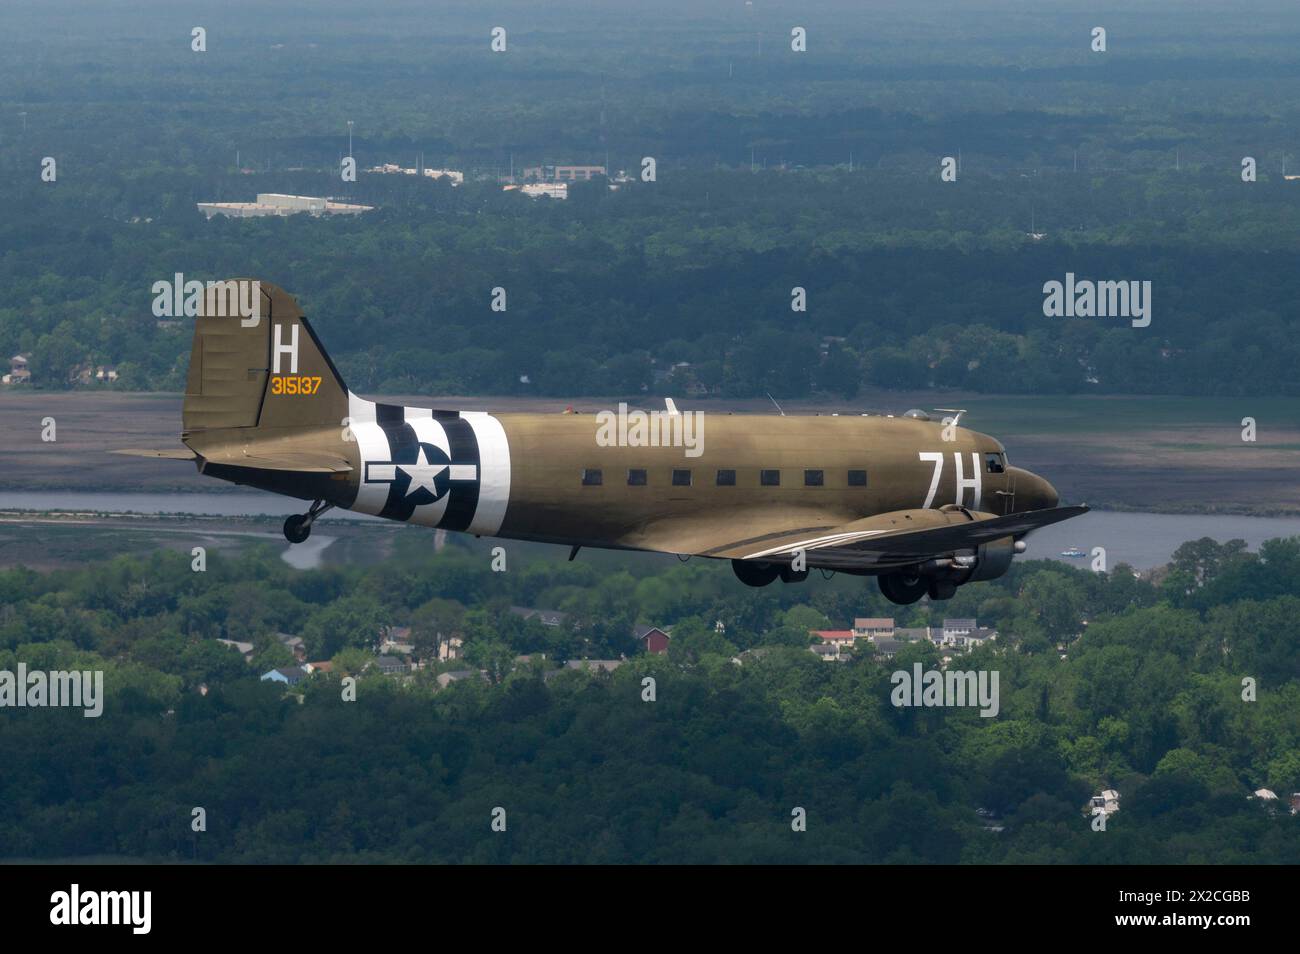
271 375 322 396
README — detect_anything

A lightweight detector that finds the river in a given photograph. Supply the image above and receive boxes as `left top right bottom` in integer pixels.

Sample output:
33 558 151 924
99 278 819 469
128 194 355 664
2 492 1299 570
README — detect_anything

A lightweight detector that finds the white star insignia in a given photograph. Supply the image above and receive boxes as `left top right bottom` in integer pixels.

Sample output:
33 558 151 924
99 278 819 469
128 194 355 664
398 446 448 499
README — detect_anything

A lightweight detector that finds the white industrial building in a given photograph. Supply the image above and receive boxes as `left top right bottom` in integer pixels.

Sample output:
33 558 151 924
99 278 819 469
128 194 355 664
197 193 373 219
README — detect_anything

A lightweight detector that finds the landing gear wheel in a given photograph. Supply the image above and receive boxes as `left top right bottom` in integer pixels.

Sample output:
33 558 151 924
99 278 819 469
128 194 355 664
779 565 809 583
283 514 312 544
732 559 782 588
284 499 334 544
878 570 928 605
927 578 958 601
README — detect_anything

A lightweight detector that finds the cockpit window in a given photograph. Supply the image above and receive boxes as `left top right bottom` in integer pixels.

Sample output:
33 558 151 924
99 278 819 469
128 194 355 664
985 452 1006 474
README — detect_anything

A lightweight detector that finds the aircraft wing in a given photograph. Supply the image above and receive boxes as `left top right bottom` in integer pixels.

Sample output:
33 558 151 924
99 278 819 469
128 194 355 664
625 505 1088 570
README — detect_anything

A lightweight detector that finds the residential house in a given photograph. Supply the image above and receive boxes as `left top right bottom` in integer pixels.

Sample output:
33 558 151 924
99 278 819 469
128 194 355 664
436 670 486 689
3 353 32 385
1089 789 1121 816
275 632 306 661
934 619 997 650
729 647 774 667
809 644 845 662
216 638 255 663
941 618 977 640
632 624 671 655
810 629 856 649
380 625 414 655
438 635 464 662
853 617 895 640
564 659 623 674
871 637 903 659
895 626 932 643
371 655 407 676
509 606 569 627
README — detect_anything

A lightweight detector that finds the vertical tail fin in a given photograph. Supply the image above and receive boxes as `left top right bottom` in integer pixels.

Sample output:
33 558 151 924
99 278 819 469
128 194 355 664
182 279 349 436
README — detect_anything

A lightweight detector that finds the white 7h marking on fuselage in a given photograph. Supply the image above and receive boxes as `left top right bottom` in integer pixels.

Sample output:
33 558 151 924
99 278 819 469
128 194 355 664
919 451 982 510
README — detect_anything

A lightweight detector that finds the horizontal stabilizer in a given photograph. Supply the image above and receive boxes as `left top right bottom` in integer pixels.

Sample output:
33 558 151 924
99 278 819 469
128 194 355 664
205 450 353 474
113 448 199 461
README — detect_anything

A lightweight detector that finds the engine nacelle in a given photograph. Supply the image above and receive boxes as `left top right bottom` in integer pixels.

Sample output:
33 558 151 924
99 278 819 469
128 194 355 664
963 535 1016 582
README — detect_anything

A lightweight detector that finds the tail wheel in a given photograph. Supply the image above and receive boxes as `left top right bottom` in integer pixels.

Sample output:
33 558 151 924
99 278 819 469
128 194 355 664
879 570 927 605
283 514 312 544
732 559 782 588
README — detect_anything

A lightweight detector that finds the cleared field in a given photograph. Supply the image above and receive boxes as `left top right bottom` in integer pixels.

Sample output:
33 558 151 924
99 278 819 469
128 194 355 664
1 390 1297 514
0 513 404 571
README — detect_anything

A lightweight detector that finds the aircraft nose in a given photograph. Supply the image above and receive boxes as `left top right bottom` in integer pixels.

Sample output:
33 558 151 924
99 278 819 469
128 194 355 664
1009 467 1059 510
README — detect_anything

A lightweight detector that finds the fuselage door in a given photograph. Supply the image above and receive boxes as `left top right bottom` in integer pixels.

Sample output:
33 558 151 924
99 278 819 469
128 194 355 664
987 451 1015 515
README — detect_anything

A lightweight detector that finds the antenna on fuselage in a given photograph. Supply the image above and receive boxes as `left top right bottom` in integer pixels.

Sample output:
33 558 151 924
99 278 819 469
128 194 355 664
765 392 786 416
935 407 967 426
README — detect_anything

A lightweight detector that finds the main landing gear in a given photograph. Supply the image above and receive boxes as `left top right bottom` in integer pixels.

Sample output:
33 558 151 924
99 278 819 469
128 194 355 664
877 570 929 605
284 499 334 544
731 559 811 587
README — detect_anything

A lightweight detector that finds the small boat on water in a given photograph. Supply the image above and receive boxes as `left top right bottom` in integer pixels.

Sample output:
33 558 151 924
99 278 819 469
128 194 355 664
1060 546 1087 558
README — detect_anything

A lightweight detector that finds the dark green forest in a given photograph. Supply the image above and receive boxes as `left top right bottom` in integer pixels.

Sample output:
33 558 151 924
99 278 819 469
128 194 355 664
3 1 1300 397
1 533 1298 863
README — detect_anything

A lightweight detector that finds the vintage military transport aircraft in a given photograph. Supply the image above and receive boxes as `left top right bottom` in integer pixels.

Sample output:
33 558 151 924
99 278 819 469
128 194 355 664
119 280 1086 604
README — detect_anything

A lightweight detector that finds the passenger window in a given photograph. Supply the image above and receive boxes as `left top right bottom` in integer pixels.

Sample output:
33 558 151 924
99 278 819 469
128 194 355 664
804 470 824 487
672 469 692 487
848 469 867 487
985 453 1006 474
760 469 780 487
627 469 647 486
581 469 602 486
716 469 736 486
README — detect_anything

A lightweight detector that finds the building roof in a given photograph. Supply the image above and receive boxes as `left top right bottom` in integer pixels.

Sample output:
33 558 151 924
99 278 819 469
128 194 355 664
372 655 405 672
631 624 670 641
810 629 855 642
854 617 895 629
509 606 569 626
943 618 977 631
872 639 903 655
564 659 622 672
261 666 305 683
436 669 482 686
